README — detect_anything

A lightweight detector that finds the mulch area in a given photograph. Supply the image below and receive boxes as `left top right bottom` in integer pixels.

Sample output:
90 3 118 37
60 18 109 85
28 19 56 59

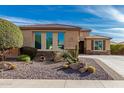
0 58 113 80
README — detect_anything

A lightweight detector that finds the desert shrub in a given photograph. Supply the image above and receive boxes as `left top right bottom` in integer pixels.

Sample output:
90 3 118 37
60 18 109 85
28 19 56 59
0 18 23 61
17 55 31 62
0 18 23 50
111 44 124 55
20 46 37 60
63 64 69 69
87 66 96 73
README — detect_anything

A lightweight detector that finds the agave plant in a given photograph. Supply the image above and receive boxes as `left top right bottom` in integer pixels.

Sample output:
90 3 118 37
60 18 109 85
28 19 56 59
62 45 79 64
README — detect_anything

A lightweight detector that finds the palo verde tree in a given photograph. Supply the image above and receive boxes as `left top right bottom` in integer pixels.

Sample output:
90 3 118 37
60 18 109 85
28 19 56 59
0 18 23 61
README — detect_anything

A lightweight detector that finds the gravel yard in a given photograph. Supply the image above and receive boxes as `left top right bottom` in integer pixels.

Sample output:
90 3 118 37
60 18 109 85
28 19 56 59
0 58 113 80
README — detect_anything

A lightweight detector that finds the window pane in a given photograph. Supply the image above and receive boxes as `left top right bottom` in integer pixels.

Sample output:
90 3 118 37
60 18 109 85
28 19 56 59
58 32 64 49
94 41 103 50
34 32 41 49
46 32 53 49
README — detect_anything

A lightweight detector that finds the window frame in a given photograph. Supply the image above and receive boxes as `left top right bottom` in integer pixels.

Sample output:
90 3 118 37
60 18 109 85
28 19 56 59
34 32 42 49
46 32 53 49
93 40 104 51
58 32 65 49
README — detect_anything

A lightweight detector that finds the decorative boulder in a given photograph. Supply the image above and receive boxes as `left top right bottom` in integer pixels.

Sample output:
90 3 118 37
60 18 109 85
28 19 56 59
69 63 80 70
79 67 87 73
0 62 16 71
69 62 87 70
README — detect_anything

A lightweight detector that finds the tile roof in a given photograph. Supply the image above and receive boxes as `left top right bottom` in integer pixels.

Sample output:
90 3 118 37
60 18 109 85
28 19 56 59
20 24 91 31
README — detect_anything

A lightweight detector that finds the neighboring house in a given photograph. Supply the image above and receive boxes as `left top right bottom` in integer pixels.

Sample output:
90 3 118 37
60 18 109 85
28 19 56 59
119 41 124 44
111 41 118 45
8 24 111 57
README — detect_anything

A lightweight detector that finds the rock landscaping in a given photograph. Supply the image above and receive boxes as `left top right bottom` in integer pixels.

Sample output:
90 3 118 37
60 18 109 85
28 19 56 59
0 58 113 80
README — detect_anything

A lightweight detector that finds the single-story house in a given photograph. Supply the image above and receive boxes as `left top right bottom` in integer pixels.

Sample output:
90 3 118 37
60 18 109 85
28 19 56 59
9 24 111 57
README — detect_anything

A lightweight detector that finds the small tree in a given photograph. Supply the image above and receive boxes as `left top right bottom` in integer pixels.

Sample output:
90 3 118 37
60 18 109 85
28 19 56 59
0 18 23 61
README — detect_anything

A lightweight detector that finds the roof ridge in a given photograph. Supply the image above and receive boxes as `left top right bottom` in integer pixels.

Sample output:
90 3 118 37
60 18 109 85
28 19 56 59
20 23 81 29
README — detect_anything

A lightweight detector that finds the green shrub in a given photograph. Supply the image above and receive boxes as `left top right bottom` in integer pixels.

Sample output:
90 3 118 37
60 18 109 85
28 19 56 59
111 44 124 55
0 18 23 50
17 55 31 62
20 46 37 60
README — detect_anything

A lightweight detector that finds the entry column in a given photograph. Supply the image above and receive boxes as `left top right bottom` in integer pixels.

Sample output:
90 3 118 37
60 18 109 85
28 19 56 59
53 32 58 50
42 32 46 50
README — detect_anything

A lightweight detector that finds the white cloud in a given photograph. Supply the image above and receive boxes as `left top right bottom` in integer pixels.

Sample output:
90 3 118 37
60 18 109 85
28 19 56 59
84 6 124 23
92 28 124 42
0 15 76 26
0 15 50 25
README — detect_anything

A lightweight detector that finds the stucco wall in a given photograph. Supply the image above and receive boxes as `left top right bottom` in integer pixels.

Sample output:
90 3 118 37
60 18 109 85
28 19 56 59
22 30 80 50
85 39 92 50
64 30 79 49
22 30 33 47
80 31 89 37
105 40 110 50
53 32 58 49
41 32 46 50
85 39 111 54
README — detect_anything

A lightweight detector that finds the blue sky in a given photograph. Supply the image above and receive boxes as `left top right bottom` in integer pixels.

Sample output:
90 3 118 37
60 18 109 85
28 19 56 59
0 5 124 42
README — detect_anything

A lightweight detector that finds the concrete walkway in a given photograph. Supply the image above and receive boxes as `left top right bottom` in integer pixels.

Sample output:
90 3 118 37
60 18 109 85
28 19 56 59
79 55 124 79
0 79 124 88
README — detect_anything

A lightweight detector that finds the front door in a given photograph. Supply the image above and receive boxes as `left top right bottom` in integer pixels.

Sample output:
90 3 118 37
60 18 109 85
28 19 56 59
79 41 84 54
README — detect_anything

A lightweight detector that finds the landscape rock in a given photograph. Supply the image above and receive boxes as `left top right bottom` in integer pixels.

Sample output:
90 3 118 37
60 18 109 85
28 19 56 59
79 67 87 73
69 63 80 70
0 62 16 71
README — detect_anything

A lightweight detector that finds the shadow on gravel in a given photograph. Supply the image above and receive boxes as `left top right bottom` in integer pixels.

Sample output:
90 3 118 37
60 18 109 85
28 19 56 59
57 68 91 77
79 72 91 77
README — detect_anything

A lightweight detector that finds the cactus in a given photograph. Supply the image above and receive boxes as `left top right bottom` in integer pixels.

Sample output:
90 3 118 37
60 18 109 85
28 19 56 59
74 45 79 62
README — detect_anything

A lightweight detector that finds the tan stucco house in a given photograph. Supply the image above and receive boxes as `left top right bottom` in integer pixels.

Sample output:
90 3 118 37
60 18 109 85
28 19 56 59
16 24 111 55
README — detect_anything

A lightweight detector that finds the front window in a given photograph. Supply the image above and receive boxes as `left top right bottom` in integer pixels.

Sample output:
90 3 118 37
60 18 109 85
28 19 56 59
94 40 103 50
46 32 53 49
58 32 64 49
34 32 41 49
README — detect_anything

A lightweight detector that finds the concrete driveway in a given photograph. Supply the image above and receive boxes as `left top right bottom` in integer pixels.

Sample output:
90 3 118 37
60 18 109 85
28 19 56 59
79 55 124 79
